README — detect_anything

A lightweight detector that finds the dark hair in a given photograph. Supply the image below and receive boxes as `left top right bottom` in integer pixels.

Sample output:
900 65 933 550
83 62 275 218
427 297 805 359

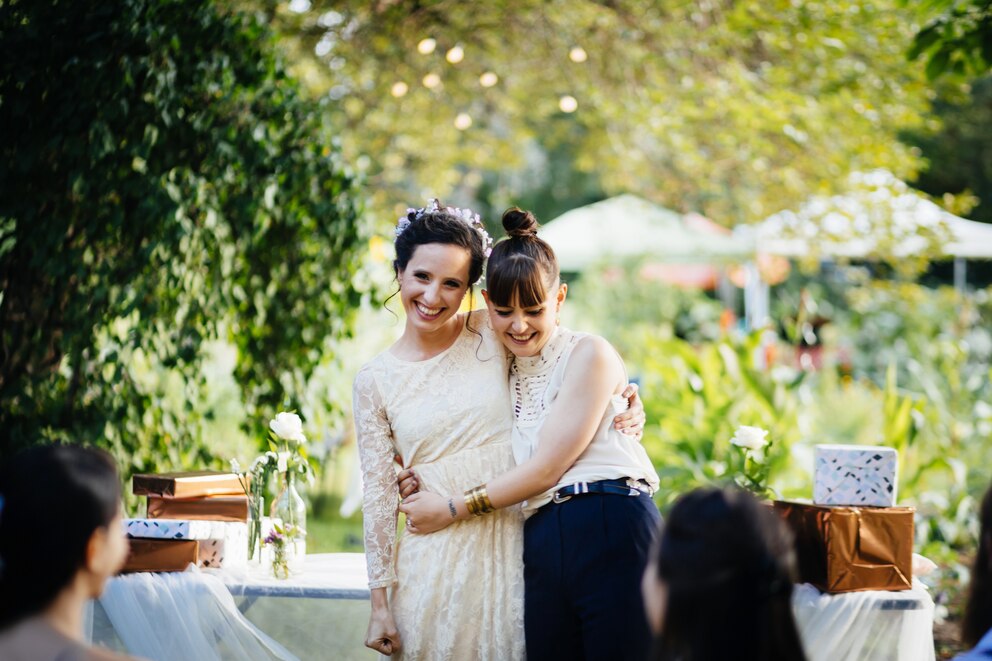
485 207 559 308
0 444 121 627
962 481 992 647
393 205 487 287
390 203 489 327
651 487 807 661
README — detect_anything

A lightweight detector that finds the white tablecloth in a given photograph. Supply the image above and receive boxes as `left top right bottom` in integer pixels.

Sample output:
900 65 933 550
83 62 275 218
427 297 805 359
89 554 374 661
792 580 936 661
88 554 934 661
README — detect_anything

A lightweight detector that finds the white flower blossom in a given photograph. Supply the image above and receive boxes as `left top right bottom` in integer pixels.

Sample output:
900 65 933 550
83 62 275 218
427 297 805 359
730 425 770 451
270 412 307 444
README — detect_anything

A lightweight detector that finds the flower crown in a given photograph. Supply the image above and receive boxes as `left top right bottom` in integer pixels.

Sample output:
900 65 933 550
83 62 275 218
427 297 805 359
396 199 494 258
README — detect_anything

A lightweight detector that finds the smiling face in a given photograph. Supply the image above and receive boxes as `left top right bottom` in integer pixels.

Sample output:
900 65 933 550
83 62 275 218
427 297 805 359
398 242 472 335
484 279 566 358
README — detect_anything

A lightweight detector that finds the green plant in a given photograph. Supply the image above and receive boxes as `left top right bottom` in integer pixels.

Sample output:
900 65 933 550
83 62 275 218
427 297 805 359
0 0 373 478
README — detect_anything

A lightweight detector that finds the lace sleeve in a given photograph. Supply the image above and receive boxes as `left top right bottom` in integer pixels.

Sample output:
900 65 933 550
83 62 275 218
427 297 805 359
352 366 399 589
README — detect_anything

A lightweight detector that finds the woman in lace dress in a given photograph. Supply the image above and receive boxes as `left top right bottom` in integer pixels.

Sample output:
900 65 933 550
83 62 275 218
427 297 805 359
401 208 661 660
352 201 642 659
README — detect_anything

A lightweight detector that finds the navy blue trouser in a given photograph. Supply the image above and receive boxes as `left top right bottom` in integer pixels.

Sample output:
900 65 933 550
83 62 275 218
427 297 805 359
523 490 662 661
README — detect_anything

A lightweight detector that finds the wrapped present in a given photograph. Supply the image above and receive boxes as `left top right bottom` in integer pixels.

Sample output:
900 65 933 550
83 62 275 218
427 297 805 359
125 519 248 570
121 538 198 573
813 444 898 507
773 500 913 593
146 495 249 522
132 471 245 498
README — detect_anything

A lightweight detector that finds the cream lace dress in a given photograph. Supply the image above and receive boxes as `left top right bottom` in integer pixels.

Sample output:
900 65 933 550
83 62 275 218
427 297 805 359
352 310 526 660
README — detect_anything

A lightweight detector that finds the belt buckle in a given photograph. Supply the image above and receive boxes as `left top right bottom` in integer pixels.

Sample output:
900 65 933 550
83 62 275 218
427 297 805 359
625 478 649 494
552 489 572 504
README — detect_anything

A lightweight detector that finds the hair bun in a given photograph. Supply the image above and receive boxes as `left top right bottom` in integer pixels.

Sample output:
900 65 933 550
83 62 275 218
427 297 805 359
501 207 540 238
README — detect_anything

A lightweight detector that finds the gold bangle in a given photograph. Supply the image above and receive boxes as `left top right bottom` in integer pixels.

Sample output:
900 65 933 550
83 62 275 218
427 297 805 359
464 485 493 516
464 488 480 516
476 486 495 514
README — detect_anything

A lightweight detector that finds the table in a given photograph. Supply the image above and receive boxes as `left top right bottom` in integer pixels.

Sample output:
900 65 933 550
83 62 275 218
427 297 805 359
88 554 935 661
792 580 936 661
88 554 376 661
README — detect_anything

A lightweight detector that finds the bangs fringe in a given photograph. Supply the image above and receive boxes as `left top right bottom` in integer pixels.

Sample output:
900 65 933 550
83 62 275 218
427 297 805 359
486 253 549 308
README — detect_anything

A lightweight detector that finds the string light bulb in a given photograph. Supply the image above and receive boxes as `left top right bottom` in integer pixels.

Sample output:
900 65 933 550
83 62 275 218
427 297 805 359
559 95 578 113
569 47 588 63
417 38 437 54
390 81 409 97
446 46 465 64
422 73 441 89
479 72 499 87
454 113 472 130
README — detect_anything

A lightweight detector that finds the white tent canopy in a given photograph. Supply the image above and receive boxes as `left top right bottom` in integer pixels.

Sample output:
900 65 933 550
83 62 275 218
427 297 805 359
539 194 750 271
746 170 992 260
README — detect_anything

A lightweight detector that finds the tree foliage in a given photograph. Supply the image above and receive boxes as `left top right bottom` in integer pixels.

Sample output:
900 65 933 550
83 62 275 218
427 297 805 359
266 0 932 227
908 0 992 80
0 0 371 469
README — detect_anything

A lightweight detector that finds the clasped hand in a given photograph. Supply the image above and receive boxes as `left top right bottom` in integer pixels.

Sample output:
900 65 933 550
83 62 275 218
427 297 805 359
398 488 454 534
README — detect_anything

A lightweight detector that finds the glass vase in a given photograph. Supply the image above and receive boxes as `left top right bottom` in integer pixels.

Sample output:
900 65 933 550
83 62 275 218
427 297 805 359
271 470 306 573
247 496 263 564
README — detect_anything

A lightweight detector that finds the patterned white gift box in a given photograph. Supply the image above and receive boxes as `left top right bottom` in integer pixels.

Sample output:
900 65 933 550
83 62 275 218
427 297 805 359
813 444 898 507
125 519 247 569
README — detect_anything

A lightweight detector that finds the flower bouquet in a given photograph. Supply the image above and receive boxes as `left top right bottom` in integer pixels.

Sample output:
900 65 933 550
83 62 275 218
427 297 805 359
232 411 315 566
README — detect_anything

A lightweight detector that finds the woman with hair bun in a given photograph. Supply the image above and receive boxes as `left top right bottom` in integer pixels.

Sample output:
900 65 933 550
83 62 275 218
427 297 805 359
0 444 136 660
353 201 644 658
400 206 660 660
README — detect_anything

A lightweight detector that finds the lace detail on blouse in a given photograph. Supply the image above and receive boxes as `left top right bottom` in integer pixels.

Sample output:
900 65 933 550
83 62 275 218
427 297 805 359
511 327 577 427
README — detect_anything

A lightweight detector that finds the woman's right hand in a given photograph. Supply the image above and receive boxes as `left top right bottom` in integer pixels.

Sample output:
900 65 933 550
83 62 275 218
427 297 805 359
365 606 402 656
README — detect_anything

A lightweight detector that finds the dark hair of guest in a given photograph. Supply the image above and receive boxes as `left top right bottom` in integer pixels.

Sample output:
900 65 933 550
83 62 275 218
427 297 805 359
485 207 559 308
651 487 807 661
962 481 992 647
0 444 121 628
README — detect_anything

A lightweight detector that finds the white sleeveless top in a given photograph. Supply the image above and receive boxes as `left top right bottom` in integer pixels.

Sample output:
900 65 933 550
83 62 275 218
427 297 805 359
510 326 660 514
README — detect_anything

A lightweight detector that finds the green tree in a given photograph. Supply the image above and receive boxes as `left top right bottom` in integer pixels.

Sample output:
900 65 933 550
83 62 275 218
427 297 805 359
0 0 371 470
908 0 992 80
265 0 931 229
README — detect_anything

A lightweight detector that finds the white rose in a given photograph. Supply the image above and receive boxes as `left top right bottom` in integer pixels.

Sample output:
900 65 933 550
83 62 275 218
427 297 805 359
270 412 306 444
730 426 769 451
277 452 290 473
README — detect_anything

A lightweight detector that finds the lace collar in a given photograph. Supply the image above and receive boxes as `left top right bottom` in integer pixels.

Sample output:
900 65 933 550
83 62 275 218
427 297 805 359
512 326 572 377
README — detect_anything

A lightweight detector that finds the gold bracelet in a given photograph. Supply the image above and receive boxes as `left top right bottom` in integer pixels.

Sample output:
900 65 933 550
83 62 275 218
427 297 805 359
464 485 494 516
476 486 495 514
464 487 480 516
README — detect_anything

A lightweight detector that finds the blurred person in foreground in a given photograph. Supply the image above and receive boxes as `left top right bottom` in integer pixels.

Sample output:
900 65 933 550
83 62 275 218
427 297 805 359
0 444 136 660
958 481 992 660
642 487 808 661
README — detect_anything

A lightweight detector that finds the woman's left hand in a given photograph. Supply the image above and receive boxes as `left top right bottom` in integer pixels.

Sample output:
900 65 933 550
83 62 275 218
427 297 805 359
614 383 646 438
399 492 455 534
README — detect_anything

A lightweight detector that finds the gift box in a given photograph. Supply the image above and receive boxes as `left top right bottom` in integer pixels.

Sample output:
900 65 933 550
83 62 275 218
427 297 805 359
773 500 913 593
125 519 248 570
132 471 245 499
146 495 249 522
813 444 898 507
121 538 199 573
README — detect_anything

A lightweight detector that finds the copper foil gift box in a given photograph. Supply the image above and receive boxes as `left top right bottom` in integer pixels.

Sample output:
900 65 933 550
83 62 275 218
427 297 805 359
773 501 914 593
814 444 898 507
121 539 199 573
146 495 249 522
125 518 248 570
132 470 245 499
